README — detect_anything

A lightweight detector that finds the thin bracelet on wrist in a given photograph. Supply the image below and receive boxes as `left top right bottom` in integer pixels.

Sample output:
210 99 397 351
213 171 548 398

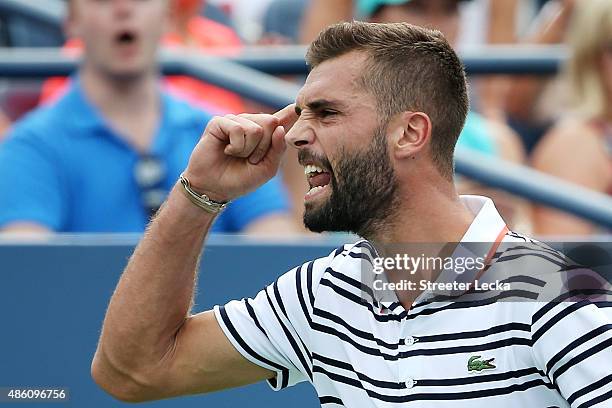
179 174 228 214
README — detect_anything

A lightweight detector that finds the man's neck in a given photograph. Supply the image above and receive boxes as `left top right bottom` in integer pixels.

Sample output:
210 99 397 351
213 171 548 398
79 65 161 152
369 181 474 245
368 181 476 310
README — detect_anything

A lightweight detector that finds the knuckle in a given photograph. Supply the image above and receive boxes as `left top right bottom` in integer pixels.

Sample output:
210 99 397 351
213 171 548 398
262 115 279 128
229 123 245 134
207 116 223 127
250 125 264 137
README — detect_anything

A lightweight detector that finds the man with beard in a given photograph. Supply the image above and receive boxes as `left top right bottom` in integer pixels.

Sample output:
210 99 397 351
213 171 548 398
92 22 611 407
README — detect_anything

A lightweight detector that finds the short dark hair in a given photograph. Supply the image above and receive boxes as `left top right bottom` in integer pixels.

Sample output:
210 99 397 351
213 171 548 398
306 21 468 179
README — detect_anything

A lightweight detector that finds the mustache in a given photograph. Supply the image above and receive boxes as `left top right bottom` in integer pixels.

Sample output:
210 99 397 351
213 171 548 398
298 150 332 171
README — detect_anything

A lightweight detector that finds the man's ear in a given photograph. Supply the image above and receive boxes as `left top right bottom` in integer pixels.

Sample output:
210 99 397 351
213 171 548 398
390 111 432 160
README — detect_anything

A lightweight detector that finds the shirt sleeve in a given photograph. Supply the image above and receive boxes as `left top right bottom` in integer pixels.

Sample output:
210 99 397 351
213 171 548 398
0 129 67 230
217 175 290 232
213 256 330 390
530 295 612 407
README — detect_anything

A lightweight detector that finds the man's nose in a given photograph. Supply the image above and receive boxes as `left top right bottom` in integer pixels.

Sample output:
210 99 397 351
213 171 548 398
284 120 315 149
113 0 135 19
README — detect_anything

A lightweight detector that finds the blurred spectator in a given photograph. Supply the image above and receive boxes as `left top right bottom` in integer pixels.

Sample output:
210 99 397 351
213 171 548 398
260 0 307 45
41 0 245 114
457 0 521 122
166 0 240 48
163 0 245 114
362 0 467 37
0 0 295 235
207 0 275 42
457 0 546 50
200 1 236 28
505 0 577 151
300 0 353 43
532 0 612 236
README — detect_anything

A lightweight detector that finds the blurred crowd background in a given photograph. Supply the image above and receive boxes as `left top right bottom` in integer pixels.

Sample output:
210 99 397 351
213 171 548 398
0 0 611 238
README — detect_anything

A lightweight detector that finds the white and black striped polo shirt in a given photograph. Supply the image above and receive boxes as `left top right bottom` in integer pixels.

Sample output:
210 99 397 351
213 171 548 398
213 196 612 407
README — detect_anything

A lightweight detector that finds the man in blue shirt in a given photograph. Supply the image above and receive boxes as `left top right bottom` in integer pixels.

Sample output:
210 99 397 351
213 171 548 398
0 0 295 234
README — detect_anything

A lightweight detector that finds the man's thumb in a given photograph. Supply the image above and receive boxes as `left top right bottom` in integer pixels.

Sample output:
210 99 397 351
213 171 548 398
265 125 287 168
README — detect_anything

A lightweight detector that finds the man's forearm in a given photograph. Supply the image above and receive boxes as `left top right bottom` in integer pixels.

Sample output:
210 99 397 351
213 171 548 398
93 183 215 379
93 106 295 401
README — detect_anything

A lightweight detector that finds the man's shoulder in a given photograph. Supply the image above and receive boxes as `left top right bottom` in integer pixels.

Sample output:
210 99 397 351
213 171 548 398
492 230 573 278
2 101 70 148
492 230 610 302
496 230 569 269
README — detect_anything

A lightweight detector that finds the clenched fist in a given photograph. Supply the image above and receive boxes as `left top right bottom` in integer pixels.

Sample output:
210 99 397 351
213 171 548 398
183 104 298 203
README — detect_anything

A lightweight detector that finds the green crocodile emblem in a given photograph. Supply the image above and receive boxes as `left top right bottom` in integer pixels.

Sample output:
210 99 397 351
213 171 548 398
467 355 496 372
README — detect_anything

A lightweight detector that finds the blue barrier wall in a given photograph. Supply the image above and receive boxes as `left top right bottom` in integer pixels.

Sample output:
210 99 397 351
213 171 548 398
0 236 346 408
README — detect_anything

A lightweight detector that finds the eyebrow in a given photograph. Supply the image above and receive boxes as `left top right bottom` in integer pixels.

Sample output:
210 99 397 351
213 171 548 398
295 99 345 116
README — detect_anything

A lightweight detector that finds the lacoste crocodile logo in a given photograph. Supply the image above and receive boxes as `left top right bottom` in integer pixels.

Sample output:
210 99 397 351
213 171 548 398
467 356 496 372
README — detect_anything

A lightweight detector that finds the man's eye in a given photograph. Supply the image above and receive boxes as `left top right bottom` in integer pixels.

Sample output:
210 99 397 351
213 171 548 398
320 110 337 117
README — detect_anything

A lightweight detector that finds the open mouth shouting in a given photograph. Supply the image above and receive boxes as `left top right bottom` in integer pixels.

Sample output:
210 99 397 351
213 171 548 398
304 163 332 202
117 30 136 44
113 29 139 55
